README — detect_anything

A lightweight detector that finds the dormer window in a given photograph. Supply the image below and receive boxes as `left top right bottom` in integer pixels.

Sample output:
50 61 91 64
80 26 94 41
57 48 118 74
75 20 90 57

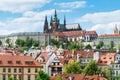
104 61 107 63
109 57 112 59
100 61 102 63
103 57 106 59
16 61 21 64
8 61 12 64
25 61 34 65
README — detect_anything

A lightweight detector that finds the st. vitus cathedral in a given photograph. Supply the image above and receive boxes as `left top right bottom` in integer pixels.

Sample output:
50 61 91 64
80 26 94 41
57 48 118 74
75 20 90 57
43 10 82 33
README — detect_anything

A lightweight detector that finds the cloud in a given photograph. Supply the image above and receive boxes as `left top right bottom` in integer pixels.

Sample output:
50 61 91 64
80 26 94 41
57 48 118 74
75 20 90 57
0 0 51 13
54 1 86 9
0 9 55 35
57 9 72 13
89 22 120 35
77 10 120 24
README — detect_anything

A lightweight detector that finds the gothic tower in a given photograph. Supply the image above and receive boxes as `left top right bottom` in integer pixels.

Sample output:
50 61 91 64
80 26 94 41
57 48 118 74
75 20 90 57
51 10 59 33
43 16 49 33
63 15 66 31
114 24 119 34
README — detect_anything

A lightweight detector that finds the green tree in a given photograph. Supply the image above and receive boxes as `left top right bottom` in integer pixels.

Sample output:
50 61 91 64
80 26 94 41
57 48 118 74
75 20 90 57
110 41 114 51
36 70 50 80
83 60 99 75
96 41 104 49
33 40 39 47
69 42 77 50
0 40 2 46
102 67 112 80
56 76 62 80
15 39 25 47
6 38 11 47
63 61 82 74
118 44 120 50
25 37 33 48
8 76 13 80
50 38 60 47
85 44 92 49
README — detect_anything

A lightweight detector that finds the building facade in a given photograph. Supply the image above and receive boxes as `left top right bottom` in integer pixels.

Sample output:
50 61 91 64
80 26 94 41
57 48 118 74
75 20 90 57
96 24 120 48
0 55 42 80
0 32 49 47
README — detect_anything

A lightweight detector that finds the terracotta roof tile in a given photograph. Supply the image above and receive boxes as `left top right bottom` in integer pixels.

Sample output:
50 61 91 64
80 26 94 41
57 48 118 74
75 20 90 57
54 30 97 37
0 55 42 67
99 34 120 38
51 74 108 80
98 52 115 66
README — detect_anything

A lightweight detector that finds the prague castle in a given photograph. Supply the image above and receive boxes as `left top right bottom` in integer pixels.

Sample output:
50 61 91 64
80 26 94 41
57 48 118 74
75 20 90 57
43 10 82 33
0 10 98 47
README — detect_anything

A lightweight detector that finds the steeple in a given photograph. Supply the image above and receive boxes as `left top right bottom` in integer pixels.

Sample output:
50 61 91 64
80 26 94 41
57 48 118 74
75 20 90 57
63 15 66 31
54 9 57 19
64 15 66 26
114 24 118 34
44 15 49 33
50 16 53 26
53 9 58 21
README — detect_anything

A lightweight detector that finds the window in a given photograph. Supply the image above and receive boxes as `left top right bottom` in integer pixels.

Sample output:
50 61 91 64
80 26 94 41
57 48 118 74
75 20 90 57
16 61 21 64
53 63 55 65
3 68 6 72
35 68 37 73
57 62 59 65
14 75 17 80
0 61 2 64
8 61 12 64
19 75 22 80
28 68 31 73
35 75 37 79
100 61 102 63
25 61 33 65
28 75 31 80
116 71 118 75
103 57 106 59
19 68 22 73
14 68 17 73
3 75 5 80
8 68 11 73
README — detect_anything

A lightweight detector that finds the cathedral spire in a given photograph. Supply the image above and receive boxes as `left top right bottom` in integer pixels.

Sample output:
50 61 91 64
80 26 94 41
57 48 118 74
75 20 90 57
53 9 58 21
50 16 53 26
44 15 48 33
54 9 57 19
63 15 66 31
64 15 66 26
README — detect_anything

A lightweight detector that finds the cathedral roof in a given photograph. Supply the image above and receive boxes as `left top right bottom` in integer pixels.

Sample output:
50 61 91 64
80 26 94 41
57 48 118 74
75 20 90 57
65 23 81 30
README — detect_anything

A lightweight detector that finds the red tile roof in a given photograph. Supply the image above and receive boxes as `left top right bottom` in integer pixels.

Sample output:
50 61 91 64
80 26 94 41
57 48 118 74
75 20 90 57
98 52 115 66
0 55 42 67
51 74 108 80
99 34 120 38
54 30 97 37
